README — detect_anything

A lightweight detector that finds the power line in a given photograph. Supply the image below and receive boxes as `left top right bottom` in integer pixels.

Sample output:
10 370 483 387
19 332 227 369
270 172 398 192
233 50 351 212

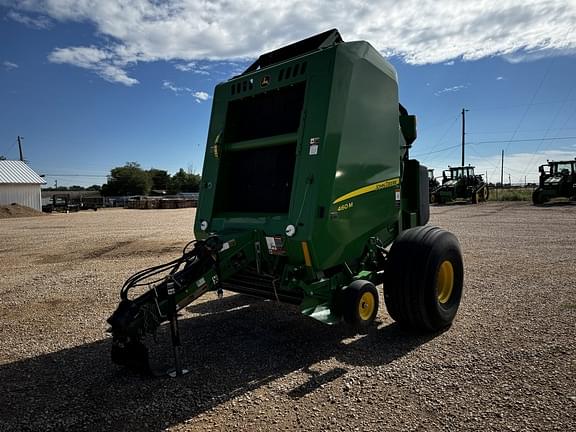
413 115 460 160
470 98 576 112
467 127 576 135
489 27 575 180
43 174 108 177
413 143 461 157
468 136 576 145
418 115 461 132
521 80 576 176
413 135 576 158
490 60 554 180
2 139 18 156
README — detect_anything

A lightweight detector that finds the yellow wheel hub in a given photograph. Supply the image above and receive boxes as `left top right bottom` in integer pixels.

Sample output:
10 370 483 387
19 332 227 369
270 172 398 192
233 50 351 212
436 260 454 304
358 292 375 321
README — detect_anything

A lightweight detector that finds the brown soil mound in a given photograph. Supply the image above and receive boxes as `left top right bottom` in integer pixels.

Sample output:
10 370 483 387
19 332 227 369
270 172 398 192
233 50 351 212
0 203 45 219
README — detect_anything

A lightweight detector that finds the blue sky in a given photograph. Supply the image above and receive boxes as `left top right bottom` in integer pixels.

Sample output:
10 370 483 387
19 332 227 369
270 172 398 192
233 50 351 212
1 1 575 187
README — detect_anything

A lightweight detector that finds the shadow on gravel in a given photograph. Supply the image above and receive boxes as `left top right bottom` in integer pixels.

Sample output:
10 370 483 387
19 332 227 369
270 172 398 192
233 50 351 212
537 200 576 207
0 295 436 431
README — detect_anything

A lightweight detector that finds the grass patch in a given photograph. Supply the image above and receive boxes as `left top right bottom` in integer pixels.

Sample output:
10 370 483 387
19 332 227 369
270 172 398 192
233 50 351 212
488 188 533 201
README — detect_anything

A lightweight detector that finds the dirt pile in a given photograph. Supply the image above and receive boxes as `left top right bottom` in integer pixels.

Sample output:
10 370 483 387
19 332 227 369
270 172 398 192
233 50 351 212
0 203 45 219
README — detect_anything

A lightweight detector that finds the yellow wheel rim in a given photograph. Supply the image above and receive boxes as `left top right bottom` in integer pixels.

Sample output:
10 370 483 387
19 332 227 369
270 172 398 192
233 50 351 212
358 291 375 321
436 260 454 304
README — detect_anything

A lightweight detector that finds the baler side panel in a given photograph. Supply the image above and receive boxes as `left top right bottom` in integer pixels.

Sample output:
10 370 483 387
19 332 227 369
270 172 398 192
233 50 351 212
284 50 337 266
314 43 401 269
195 83 229 239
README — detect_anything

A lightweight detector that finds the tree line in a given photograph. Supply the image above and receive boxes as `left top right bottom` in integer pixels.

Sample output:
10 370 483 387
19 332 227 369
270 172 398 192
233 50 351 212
100 162 201 196
42 163 201 195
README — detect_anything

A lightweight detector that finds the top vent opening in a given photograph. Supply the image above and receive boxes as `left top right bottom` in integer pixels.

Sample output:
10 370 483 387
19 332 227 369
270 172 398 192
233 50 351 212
240 29 342 75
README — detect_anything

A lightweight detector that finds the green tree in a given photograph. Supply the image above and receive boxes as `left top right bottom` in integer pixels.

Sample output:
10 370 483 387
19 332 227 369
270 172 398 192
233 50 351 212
147 168 170 191
101 162 152 196
168 169 201 194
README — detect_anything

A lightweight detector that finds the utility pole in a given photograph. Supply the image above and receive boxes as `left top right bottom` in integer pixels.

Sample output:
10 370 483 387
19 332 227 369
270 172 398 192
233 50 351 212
17 136 24 162
500 149 504 188
461 108 469 166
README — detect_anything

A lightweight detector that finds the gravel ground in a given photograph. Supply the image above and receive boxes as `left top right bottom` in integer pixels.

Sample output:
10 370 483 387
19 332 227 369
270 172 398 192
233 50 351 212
0 203 574 431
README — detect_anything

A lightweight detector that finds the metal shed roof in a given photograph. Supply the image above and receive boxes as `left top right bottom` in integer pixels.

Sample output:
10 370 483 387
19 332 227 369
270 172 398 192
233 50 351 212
0 160 45 184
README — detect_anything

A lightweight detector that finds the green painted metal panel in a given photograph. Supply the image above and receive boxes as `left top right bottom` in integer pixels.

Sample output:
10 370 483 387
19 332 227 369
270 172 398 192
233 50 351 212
195 38 409 279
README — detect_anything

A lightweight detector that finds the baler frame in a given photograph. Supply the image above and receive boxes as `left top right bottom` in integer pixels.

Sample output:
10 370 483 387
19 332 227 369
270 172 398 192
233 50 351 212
108 29 464 375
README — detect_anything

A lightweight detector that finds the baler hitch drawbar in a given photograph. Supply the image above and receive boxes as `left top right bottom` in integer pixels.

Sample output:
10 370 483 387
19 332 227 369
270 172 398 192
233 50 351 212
107 236 225 375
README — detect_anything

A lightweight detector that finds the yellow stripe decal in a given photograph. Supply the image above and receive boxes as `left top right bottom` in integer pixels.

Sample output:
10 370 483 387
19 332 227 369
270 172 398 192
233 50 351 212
301 241 312 267
332 177 400 204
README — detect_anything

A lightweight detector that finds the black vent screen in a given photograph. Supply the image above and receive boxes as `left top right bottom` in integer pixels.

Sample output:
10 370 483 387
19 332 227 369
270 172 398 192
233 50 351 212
224 82 305 143
215 143 296 214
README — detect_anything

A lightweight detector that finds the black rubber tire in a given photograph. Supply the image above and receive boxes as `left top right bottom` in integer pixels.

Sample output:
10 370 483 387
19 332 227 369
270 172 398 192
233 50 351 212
532 189 544 205
476 186 489 202
341 280 379 329
383 225 464 332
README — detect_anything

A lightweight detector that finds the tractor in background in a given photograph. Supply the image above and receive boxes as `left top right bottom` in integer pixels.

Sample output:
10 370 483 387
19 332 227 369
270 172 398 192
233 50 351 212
428 169 440 203
42 194 79 213
42 193 99 213
432 165 489 204
532 159 576 205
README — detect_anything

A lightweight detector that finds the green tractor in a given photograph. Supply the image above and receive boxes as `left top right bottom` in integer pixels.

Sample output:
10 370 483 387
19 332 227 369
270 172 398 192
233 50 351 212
107 29 464 374
532 159 576 205
428 169 440 203
432 165 489 204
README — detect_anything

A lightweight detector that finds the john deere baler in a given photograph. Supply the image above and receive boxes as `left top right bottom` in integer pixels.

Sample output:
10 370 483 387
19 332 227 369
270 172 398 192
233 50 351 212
108 29 463 373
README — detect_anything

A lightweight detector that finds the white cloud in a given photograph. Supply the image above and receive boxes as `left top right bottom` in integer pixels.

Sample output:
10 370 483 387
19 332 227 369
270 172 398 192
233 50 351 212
443 61 455 66
48 46 139 86
504 47 576 63
435 84 468 96
192 91 210 102
6 0 576 85
496 76 505 80
162 80 211 103
174 62 210 75
3 61 19 70
162 80 189 94
48 46 111 69
7 10 51 29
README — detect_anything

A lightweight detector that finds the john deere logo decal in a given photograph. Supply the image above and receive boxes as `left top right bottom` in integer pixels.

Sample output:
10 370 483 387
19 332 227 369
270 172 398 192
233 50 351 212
260 75 271 87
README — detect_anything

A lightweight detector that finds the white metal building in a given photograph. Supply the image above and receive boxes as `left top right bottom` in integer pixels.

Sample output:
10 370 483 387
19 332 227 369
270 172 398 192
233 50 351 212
0 160 46 211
